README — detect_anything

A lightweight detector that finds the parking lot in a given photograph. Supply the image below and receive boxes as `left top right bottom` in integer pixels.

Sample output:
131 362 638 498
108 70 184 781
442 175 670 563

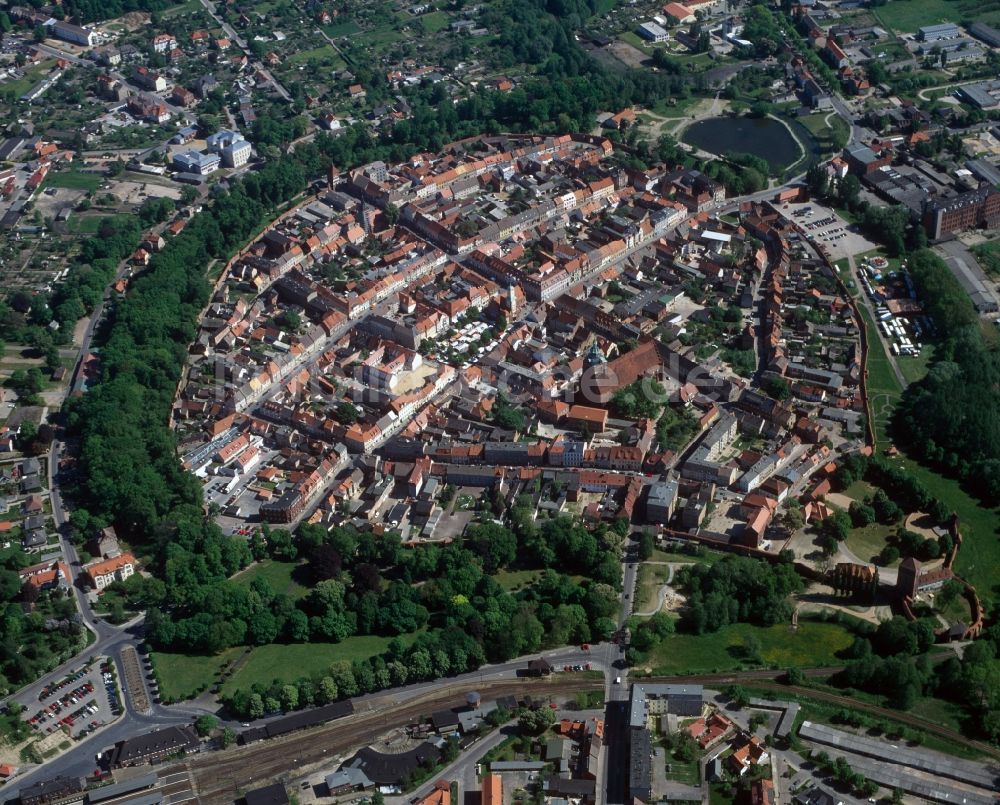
783 202 877 262
22 658 123 740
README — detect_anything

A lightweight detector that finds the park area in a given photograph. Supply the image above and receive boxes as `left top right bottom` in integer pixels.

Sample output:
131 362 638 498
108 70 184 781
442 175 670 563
152 634 421 702
638 619 856 675
232 559 309 599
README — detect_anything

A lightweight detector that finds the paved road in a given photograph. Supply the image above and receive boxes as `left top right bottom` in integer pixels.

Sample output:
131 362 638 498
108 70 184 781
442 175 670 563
830 95 867 149
388 724 515 805
196 0 292 102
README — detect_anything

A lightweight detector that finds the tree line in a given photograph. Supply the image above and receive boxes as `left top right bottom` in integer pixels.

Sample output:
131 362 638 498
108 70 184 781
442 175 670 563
894 250 1000 502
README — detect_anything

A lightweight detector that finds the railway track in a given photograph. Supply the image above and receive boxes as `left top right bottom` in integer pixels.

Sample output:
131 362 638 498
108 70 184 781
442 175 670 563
752 681 1000 762
186 677 603 804
644 667 1000 761
185 664 997 803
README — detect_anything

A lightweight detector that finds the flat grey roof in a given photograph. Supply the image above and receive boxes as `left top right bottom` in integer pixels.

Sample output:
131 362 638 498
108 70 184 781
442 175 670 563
628 683 704 729
798 721 1000 791
86 773 158 803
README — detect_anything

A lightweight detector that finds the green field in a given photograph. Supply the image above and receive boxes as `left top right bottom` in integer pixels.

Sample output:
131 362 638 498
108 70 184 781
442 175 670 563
650 547 725 565
162 0 204 17
494 569 586 592
286 45 345 68
356 25 405 48
68 213 130 234
845 522 897 566
666 757 700 785
649 95 704 120
834 480 900 564
152 647 242 701
220 634 419 696
796 112 850 156
898 458 1000 599
873 0 967 33
841 480 876 502
618 31 654 55
324 20 361 37
641 620 855 674
45 169 103 191
419 10 450 32
494 569 542 591
857 302 903 444
897 342 935 385
233 560 309 599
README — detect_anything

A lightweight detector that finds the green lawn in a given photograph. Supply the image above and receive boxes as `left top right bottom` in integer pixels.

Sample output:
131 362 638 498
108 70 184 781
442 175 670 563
162 0 204 17
795 113 849 155
841 480 876 502
69 214 130 234
641 620 856 674
650 548 725 565
650 94 704 119
665 756 700 785
233 560 309 599
44 169 103 191
897 342 935 385
324 20 361 37
494 569 586 591
618 31 654 55
152 647 242 701
939 590 972 625
220 635 419 696
3 60 57 97
845 522 897 566
356 25 404 48
494 569 541 591
419 10 450 32
286 45 344 68
857 303 903 444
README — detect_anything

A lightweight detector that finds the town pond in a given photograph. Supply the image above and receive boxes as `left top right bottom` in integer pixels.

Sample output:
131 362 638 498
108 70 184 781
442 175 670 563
681 116 803 174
